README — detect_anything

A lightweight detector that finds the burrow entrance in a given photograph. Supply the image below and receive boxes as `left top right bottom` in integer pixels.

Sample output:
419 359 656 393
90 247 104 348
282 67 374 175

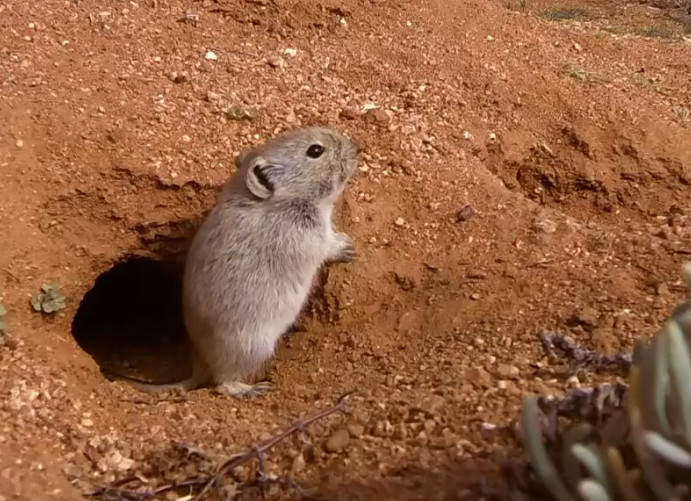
71 213 334 387
71 254 193 384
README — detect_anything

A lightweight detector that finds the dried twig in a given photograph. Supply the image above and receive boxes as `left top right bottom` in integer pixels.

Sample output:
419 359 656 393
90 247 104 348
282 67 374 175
535 382 628 442
3 268 20 281
85 393 353 501
193 392 352 501
88 477 209 501
538 330 632 373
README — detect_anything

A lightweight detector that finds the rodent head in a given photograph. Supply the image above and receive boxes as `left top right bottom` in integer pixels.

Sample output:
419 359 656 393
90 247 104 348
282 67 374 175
235 127 359 202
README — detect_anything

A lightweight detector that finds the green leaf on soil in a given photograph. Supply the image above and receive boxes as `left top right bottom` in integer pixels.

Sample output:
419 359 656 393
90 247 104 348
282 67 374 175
31 282 67 314
30 294 43 312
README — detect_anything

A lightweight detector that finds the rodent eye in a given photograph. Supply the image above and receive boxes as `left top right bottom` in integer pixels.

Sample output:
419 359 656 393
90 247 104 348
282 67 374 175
306 144 325 159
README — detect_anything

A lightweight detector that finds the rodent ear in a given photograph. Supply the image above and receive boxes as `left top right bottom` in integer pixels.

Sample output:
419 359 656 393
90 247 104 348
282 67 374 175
245 159 276 199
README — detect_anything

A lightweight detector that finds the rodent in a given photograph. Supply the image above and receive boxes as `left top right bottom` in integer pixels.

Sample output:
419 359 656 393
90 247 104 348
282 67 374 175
112 127 359 397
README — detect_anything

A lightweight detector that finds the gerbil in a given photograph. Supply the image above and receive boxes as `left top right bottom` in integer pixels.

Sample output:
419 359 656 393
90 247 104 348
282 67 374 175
117 127 359 397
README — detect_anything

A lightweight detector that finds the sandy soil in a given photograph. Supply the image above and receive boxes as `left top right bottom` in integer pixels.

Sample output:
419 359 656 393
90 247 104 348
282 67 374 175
1 0 690 499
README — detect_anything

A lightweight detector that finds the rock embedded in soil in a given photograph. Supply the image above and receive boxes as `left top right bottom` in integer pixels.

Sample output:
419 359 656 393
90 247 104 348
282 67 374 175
339 108 358 120
468 367 492 389
169 71 188 83
325 428 350 452
372 420 394 437
496 363 520 379
346 423 365 438
456 204 476 222
363 108 390 128
532 217 558 233
417 394 446 415
291 453 306 473
267 55 284 68
571 306 600 328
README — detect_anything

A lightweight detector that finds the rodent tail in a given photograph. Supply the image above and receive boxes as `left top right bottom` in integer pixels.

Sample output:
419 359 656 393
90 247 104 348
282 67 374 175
127 378 199 393
101 369 200 393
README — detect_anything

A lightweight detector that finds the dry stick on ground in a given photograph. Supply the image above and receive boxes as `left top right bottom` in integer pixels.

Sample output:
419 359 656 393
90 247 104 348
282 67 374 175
194 391 353 501
495 334 633 499
85 393 353 501
537 330 632 373
535 330 631 440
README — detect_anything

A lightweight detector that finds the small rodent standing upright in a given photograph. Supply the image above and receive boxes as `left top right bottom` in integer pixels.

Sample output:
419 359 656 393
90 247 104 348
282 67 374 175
121 127 359 397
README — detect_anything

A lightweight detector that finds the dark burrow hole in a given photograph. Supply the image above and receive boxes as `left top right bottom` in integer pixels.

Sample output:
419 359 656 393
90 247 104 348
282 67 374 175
71 213 334 386
71 255 193 384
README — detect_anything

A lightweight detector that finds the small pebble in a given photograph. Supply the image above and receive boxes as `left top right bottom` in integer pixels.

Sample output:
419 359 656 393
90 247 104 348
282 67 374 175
456 204 475 222
394 217 406 227
169 71 188 83
532 218 557 234
468 367 492 389
291 453 306 473
204 50 217 61
496 364 520 379
268 55 284 68
347 423 365 438
325 429 350 452
572 307 599 328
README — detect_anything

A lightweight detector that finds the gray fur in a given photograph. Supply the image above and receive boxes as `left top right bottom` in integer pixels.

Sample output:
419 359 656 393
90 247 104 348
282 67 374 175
123 127 358 397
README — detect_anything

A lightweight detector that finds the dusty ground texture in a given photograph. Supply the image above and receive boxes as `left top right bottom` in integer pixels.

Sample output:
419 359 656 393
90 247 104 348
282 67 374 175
1 0 690 499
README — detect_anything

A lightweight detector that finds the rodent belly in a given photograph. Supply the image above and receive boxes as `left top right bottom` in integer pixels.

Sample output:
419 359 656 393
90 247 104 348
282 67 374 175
263 281 312 339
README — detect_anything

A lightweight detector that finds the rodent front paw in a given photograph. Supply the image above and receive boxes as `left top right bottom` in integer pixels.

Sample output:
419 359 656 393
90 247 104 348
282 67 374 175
331 233 355 263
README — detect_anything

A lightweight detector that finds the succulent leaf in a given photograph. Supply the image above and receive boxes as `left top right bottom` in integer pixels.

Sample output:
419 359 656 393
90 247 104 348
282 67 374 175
516 264 691 501
628 365 680 500
571 443 611 494
562 423 594 489
682 262 691 295
577 479 611 501
653 334 673 436
521 396 577 501
665 321 691 448
605 447 641 501
643 431 691 467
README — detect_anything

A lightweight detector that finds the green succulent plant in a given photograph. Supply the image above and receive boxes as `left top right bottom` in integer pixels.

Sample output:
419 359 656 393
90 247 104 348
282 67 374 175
520 263 691 501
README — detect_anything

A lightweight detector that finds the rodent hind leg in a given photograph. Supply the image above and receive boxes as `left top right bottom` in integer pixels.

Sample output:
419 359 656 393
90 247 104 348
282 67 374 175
215 380 273 398
326 232 355 263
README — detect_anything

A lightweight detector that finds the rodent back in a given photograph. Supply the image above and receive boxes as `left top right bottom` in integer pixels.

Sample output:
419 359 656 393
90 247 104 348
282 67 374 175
234 127 359 203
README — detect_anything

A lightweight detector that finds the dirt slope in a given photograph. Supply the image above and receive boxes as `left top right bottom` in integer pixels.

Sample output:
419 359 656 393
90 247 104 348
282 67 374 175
0 0 690 499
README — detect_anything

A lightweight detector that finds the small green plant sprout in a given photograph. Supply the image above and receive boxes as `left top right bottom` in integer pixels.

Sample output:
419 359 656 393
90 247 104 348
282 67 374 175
635 24 677 40
563 63 589 82
542 7 587 21
673 106 689 123
31 282 67 314
520 262 691 501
